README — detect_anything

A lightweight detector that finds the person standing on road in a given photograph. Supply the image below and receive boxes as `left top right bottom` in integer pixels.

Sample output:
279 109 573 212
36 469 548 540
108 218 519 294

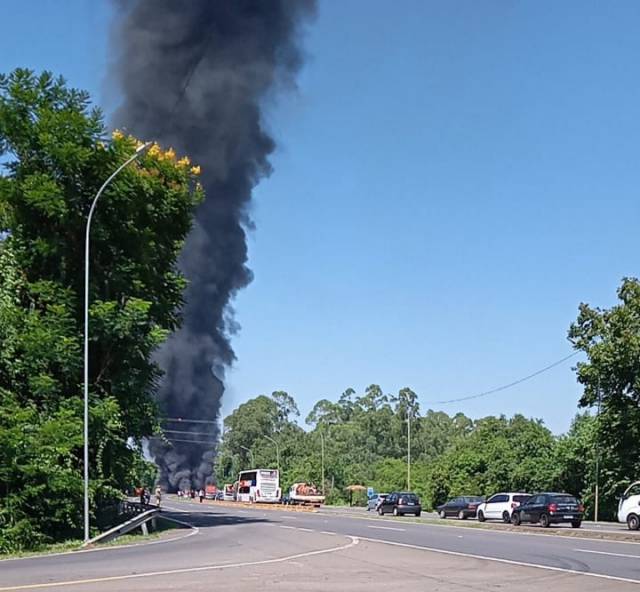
199 488 204 503
155 486 162 507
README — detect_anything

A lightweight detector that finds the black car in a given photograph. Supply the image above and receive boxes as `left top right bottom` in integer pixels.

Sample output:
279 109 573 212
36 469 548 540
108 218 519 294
378 492 422 516
437 496 484 520
511 493 583 528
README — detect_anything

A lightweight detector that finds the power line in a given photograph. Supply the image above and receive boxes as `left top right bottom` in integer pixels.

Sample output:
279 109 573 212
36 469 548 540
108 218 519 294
157 437 217 446
426 351 580 405
161 417 217 425
162 429 215 437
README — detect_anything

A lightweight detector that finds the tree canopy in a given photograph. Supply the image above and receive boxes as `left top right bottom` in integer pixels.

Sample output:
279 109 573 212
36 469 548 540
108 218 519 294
0 69 201 551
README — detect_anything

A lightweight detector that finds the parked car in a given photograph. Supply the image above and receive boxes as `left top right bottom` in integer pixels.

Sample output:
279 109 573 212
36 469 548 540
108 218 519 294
437 496 484 520
511 493 583 528
214 491 224 501
476 492 531 523
367 493 388 512
378 492 421 516
618 481 640 530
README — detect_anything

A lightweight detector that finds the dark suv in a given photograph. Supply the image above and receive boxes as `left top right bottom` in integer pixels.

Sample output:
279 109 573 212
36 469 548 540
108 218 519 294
511 493 583 528
378 492 422 517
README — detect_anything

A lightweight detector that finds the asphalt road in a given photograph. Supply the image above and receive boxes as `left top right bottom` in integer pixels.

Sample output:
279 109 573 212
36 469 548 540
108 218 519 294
2 499 640 591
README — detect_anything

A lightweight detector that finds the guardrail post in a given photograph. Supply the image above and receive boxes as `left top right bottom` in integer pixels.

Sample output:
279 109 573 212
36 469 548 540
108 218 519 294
141 522 149 536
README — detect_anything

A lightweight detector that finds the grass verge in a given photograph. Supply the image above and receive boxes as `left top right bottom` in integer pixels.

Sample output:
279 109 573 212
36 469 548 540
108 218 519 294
0 517 181 560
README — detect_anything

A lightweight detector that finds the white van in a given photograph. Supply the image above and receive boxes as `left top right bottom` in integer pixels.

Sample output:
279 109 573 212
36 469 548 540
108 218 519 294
618 481 640 530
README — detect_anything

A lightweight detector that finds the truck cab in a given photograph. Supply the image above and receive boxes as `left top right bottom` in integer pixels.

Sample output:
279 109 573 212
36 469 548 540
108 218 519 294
618 481 640 530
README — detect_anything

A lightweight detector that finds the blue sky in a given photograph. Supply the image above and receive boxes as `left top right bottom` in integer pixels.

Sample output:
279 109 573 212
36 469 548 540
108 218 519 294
2 1 639 433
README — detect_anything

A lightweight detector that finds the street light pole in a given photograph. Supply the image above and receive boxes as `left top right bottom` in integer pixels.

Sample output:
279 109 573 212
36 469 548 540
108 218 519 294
264 435 279 474
83 142 151 542
320 432 325 496
594 386 602 523
407 412 411 491
240 445 255 468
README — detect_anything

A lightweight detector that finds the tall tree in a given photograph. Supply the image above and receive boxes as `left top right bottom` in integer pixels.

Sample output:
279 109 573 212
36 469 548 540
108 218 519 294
568 278 640 516
0 69 201 550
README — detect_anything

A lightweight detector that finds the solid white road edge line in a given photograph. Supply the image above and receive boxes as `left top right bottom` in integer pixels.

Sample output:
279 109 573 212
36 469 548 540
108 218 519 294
367 525 406 532
0 515 199 564
356 535 640 585
314 512 640 547
575 548 640 559
0 536 360 591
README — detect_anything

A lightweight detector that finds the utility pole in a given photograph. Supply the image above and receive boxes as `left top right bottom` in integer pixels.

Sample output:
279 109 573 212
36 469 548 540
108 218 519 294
320 431 325 495
594 385 602 523
407 411 411 491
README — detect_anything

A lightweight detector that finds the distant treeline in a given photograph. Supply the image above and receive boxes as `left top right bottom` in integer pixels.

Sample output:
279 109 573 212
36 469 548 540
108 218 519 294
215 388 601 515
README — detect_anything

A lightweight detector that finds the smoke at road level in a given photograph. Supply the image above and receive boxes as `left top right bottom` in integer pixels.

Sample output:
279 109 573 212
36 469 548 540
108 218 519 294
109 0 315 490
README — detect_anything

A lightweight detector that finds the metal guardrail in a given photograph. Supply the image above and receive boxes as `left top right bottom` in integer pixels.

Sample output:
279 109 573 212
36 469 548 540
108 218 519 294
82 504 161 548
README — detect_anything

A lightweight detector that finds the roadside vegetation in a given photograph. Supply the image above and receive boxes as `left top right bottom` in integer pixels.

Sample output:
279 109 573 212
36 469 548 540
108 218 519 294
216 279 640 522
0 69 202 553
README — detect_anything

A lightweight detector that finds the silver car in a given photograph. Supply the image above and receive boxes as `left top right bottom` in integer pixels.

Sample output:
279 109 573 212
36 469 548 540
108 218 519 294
367 493 388 511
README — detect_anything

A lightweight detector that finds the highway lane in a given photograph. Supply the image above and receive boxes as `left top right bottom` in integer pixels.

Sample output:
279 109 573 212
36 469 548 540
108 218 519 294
0 510 353 590
1 500 640 590
320 505 634 534
163 499 640 582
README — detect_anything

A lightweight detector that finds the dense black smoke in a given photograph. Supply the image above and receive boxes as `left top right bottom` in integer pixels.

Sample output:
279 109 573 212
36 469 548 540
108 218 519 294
110 0 315 491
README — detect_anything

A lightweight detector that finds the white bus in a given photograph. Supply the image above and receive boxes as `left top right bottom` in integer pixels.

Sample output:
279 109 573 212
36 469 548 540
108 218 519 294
236 469 281 503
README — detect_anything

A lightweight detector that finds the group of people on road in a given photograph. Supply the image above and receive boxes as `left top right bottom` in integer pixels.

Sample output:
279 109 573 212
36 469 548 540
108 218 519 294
177 488 205 503
134 486 162 507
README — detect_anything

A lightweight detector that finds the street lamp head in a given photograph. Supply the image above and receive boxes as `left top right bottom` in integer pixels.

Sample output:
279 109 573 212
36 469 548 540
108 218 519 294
136 141 153 154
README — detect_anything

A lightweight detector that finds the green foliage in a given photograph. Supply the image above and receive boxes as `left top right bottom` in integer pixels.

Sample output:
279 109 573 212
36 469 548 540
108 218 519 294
568 277 640 518
0 69 201 551
217 385 582 511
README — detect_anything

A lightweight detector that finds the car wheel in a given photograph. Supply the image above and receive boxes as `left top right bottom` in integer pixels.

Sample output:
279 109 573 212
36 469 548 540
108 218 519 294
511 512 521 526
367 506 370 512
477 511 485 522
502 511 510 524
393 507 399 516
627 514 640 531
458 510 467 520
539 513 550 528
439 510 446 519
415 511 421 517
377 507 384 516
571 521 582 529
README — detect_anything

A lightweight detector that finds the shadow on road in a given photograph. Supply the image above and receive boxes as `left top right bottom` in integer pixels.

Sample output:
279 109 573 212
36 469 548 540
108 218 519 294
162 509 271 530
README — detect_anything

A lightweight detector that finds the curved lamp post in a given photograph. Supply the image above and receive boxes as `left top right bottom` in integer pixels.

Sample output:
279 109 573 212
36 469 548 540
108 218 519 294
264 435 280 474
240 445 255 469
84 141 151 542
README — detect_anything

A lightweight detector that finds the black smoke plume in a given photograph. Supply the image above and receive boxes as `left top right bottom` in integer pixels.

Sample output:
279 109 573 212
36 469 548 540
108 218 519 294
109 0 315 491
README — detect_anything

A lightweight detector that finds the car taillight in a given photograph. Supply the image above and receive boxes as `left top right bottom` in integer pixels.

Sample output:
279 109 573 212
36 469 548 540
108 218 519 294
548 503 558 512
578 504 584 512
469 504 477 510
